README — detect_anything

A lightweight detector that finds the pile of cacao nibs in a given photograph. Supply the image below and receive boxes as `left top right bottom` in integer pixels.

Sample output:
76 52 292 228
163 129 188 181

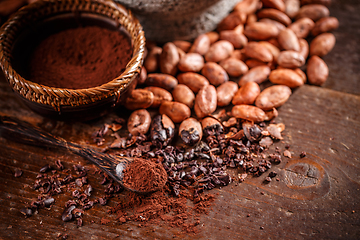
20 159 124 228
99 114 285 199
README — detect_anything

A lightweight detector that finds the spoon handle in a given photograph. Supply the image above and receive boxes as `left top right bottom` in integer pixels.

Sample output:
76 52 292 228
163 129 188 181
0 116 129 180
0 116 73 150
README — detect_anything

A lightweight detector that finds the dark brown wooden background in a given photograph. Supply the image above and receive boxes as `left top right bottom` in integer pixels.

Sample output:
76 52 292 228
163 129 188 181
0 0 359 239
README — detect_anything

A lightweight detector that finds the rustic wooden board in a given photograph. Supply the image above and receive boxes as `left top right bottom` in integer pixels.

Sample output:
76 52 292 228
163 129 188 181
323 0 360 95
0 82 359 240
1 0 360 239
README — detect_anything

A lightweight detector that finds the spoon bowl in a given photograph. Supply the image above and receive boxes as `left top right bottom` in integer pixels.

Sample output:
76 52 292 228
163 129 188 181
0 116 167 194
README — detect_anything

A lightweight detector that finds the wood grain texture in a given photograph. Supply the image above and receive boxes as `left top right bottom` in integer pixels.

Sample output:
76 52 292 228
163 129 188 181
0 0 360 239
322 0 360 95
0 85 359 240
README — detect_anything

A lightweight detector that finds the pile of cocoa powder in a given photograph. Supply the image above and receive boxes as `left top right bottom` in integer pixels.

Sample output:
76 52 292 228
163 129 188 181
28 26 132 89
122 157 167 192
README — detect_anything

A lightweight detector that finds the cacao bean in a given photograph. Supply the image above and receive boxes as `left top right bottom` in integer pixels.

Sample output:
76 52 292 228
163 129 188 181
232 81 261 105
178 53 204 72
219 30 248 49
299 38 309 59
261 0 286 12
284 0 301 19
189 34 211 55
219 57 248 77
172 84 195 108
245 59 270 69
244 22 280 40
292 67 307 83
159 101 191 123
234 24 245 34
269 68 304 88
230 49 247 61
255 85 292 110
201 62 229 86
264 108 279 121
172 40 191 52
144 46 161 73
278 28 300 51
307 55 329 85
137 66 147 85
234 0 262 15
244 41 273 62
309 32 336 57
206 31 220 44
217 11 247 31
216 81 239 107
179 118 203 146
268 38 281 49
150 114 175 148
177 47 186 59
124 89 154 110
205 40 234 62
259 18 286 32
127 109 151 136
160 42 179 76
177 72 209 93
238 65 271 86
201 117 224 134
311 17 339 36
194 85 217 118
296 4 329 21
146 73 178 92
231 105 266 123
289 17 315 39
144 86 173 108
247 13 258 25
277 50 306 68
257 8 292 26
258 41 280 61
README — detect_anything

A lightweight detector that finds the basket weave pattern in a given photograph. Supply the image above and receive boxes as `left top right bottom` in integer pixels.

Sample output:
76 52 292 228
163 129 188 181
0 0 145 111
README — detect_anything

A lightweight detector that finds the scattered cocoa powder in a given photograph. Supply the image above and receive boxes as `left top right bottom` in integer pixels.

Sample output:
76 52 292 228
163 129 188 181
122 158 167 192
100 218 111 225
108 186 214 233
28 26 132 89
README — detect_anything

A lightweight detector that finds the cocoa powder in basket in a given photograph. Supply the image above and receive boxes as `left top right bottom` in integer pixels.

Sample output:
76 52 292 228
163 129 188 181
28 26 132 89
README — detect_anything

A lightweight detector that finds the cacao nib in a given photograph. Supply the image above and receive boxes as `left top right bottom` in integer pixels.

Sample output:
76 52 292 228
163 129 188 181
62 205 76 222
44 197 55 208
14 169 23 178
20 208 33 217
40 164 51 173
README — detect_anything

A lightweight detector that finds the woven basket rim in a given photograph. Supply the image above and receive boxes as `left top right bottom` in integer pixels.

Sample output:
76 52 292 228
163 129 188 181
0 0 146 110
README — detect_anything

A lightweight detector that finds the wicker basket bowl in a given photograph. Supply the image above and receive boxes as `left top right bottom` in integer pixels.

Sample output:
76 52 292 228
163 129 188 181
0 0 146 121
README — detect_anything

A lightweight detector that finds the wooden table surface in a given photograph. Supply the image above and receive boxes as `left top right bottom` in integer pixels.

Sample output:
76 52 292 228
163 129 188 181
0 0 360 239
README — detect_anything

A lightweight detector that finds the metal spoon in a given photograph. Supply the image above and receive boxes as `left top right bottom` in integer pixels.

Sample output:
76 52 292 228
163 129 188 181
0 116 166 194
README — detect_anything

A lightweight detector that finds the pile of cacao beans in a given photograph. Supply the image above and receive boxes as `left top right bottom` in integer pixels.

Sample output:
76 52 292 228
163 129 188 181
124 0 338 146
